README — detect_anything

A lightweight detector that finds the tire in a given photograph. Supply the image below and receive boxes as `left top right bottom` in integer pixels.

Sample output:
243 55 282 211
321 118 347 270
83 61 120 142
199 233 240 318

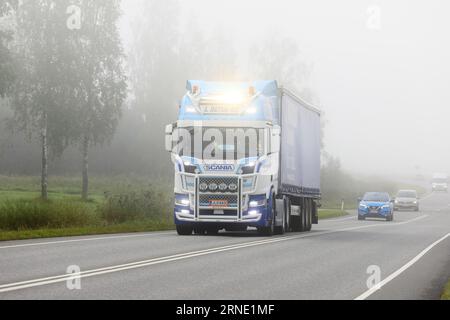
177 225 193 236
274 198 285 235
258 194 275 237
290 198 303 232
285 197 291 231
304 199 312 232
358 215 365 221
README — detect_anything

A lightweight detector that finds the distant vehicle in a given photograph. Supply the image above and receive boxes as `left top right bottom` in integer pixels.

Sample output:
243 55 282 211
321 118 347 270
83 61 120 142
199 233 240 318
358 192 394 221
394 190 419 212
432 173 448 192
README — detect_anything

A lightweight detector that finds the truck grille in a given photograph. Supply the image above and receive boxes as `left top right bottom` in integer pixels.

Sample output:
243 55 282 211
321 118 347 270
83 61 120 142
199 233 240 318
199 194 239 208
199 177 239 193
199 209 238 217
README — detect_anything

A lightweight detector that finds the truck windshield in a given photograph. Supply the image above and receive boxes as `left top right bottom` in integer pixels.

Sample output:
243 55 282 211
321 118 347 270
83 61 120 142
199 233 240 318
363 193 390 202
433 179 448 183
174 127 266 160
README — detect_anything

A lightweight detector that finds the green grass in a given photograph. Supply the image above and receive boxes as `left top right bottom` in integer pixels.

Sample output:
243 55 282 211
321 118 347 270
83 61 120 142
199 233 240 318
442 280 450 300
0 220 175 241
319 209 349 220
0 175 174 242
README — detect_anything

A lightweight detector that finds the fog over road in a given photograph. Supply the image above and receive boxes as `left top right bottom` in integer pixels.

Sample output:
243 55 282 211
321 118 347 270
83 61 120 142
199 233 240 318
0 192 449 300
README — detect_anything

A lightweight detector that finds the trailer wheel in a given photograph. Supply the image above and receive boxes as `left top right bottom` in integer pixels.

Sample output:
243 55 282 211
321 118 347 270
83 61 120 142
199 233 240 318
177 225 193 236
274 197 285 235
312 201 319 225
304 199 312 232
300 199 308 232
285 197 291 232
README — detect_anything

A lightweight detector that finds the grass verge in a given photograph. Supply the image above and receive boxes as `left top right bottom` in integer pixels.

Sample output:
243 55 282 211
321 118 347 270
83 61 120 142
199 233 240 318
442 280 450 300
319 209 349 220
0 220 175 242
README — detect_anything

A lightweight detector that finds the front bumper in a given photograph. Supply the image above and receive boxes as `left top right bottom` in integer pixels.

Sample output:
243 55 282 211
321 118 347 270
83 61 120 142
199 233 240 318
358 208 391 218
174 173 270 228
395 203 418 210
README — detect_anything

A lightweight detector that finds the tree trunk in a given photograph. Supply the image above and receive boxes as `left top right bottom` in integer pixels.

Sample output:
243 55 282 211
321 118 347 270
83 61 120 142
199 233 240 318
82 135 89 201
41 114 48 200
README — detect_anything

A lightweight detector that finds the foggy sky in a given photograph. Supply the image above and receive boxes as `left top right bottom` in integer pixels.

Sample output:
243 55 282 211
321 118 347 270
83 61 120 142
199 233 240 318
120 0 450 178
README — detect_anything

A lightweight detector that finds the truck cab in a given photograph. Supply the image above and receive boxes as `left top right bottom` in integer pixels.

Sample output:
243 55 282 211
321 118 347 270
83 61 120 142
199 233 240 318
165 81 321 236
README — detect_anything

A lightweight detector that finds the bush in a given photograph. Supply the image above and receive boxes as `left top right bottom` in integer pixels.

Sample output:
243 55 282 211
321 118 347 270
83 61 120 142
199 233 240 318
100 187 173 224
0 199 98 230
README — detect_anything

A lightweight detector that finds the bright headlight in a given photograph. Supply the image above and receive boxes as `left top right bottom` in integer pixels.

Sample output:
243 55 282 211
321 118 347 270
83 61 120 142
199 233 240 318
249 199 266 208
359 204 368 209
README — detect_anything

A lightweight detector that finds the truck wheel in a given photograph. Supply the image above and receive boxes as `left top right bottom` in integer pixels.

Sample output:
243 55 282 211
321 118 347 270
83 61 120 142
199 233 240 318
290 198 303 232
177 225 193 236
300 199 308 232
257 222 274 236
312 201 319 225
258 194 275 236
285 197 291 231
304 199 312 232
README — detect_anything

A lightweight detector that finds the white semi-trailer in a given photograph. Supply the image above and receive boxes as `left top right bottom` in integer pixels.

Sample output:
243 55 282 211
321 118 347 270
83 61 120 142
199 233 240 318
165 81 321 236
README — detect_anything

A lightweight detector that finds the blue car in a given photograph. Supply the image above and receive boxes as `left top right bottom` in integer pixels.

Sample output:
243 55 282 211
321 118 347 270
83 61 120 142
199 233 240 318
358 192 394 221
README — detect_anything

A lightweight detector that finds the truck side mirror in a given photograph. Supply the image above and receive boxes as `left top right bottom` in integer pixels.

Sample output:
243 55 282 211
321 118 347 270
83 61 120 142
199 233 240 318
165 124 174 153
270 126 281 154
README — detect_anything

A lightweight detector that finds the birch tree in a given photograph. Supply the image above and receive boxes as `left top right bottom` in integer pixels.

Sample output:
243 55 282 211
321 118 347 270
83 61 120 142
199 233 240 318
69 0 127 200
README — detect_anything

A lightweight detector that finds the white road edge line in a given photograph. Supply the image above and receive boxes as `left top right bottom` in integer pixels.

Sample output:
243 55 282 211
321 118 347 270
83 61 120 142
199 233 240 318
0 214 428 294
355 232 450 300
0 231 175 250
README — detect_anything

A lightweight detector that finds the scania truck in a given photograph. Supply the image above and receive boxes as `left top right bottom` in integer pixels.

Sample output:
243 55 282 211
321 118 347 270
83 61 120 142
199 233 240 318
165 81 321 236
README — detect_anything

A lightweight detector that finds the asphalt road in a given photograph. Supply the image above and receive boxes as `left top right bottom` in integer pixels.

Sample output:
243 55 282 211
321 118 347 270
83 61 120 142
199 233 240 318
0 192 449 300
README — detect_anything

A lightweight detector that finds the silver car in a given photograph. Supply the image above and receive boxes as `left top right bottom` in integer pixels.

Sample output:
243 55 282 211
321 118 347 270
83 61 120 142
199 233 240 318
394 190 419 212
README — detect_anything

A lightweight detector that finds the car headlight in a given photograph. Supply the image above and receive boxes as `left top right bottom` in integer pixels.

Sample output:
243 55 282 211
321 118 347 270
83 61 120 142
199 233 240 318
382 205 390 209
359 204 368 209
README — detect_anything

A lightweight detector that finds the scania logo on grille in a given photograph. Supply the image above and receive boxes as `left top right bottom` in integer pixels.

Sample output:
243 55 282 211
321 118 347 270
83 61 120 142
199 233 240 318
204 164 235 172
